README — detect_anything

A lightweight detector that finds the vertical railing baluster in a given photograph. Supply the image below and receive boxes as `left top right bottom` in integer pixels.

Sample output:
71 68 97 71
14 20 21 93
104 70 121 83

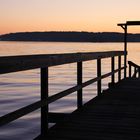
134 67 137 78
77 62 83 108
124 25 127 78
111 57 115 84
129 64 132 78
118 56 121 82
138 68 140 78
41 67 48 137
97 59 101 96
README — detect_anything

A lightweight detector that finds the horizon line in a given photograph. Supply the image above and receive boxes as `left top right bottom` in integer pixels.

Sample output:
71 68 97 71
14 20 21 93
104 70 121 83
0 30 133 36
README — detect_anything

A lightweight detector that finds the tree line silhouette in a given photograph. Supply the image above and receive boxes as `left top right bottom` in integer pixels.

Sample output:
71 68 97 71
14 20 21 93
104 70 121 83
0 31 140 42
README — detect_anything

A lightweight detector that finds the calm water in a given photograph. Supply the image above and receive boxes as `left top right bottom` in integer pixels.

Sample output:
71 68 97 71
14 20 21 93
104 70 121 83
0 41 140 140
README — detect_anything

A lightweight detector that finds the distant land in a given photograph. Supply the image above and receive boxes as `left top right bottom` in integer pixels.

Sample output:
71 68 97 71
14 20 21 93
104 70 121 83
0 31 140 42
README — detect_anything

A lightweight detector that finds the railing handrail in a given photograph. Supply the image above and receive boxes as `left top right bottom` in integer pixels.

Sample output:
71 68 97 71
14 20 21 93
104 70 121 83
128 61 140 68
0 51 125 74
128 61 140 78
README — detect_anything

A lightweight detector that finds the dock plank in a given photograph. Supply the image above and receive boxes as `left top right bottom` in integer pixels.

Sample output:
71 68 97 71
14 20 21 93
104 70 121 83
38 78 140 140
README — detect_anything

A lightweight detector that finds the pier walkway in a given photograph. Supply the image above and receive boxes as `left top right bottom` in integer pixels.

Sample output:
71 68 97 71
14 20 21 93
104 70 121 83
42 78 140 140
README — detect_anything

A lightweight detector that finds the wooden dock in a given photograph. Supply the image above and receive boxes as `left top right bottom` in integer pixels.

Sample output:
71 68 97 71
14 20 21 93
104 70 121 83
36 78 140 140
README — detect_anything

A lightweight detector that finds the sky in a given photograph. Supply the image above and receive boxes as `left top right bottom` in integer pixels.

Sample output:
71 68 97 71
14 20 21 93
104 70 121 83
0 0 140 35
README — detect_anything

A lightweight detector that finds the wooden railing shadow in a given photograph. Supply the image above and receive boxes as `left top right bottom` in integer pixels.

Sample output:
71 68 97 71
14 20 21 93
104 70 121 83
0 51 126 138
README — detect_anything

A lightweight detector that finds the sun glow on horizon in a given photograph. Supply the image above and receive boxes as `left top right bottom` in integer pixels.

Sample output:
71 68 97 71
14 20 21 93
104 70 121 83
0 0 140 35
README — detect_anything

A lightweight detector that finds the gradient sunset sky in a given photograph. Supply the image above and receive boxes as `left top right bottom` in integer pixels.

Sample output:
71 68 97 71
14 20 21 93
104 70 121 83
0 0 140 35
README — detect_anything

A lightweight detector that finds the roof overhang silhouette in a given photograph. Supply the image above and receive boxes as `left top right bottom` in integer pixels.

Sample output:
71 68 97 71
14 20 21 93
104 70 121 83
118 21 140 26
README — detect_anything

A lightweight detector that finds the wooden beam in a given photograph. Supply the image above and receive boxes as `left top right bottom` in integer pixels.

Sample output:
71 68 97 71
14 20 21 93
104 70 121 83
111 57 115 84
118 21 140 26
77 62 83 108
124 25 127 78
127 21 140 26
118 56 121 81
0 51 125 74
41 68 49 136
128 61 140 68
97 59 101 96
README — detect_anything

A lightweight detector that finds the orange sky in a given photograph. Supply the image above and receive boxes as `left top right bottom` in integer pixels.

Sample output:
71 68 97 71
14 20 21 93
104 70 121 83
0 0 140 35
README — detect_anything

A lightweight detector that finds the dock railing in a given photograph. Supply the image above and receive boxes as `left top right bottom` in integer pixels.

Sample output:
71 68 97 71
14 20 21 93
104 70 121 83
128 61 140 78
0 51 126 138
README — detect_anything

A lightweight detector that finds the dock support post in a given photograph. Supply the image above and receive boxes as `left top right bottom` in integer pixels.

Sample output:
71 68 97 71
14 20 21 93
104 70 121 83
139 68 140 78
118 56 121 81
77 62 83 108
129 64 132 78
118 23 127 79
97 59 101 96
111 57 115 84
134 67 137 78
41 67 48 137
124 25 127 78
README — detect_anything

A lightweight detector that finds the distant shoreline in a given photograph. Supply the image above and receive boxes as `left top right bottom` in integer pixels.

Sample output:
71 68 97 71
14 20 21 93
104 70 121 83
1 40 140 43
0 31 140 42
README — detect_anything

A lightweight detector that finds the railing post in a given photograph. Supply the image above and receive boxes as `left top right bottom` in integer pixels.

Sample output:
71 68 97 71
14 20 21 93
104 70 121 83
97 59 101 96
129 64 132 78
139 68 140 78
118 56 121 82
41 67 49 137
111 57 115 84
77 62 83 108
124 25 127 78
134 67 137 78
